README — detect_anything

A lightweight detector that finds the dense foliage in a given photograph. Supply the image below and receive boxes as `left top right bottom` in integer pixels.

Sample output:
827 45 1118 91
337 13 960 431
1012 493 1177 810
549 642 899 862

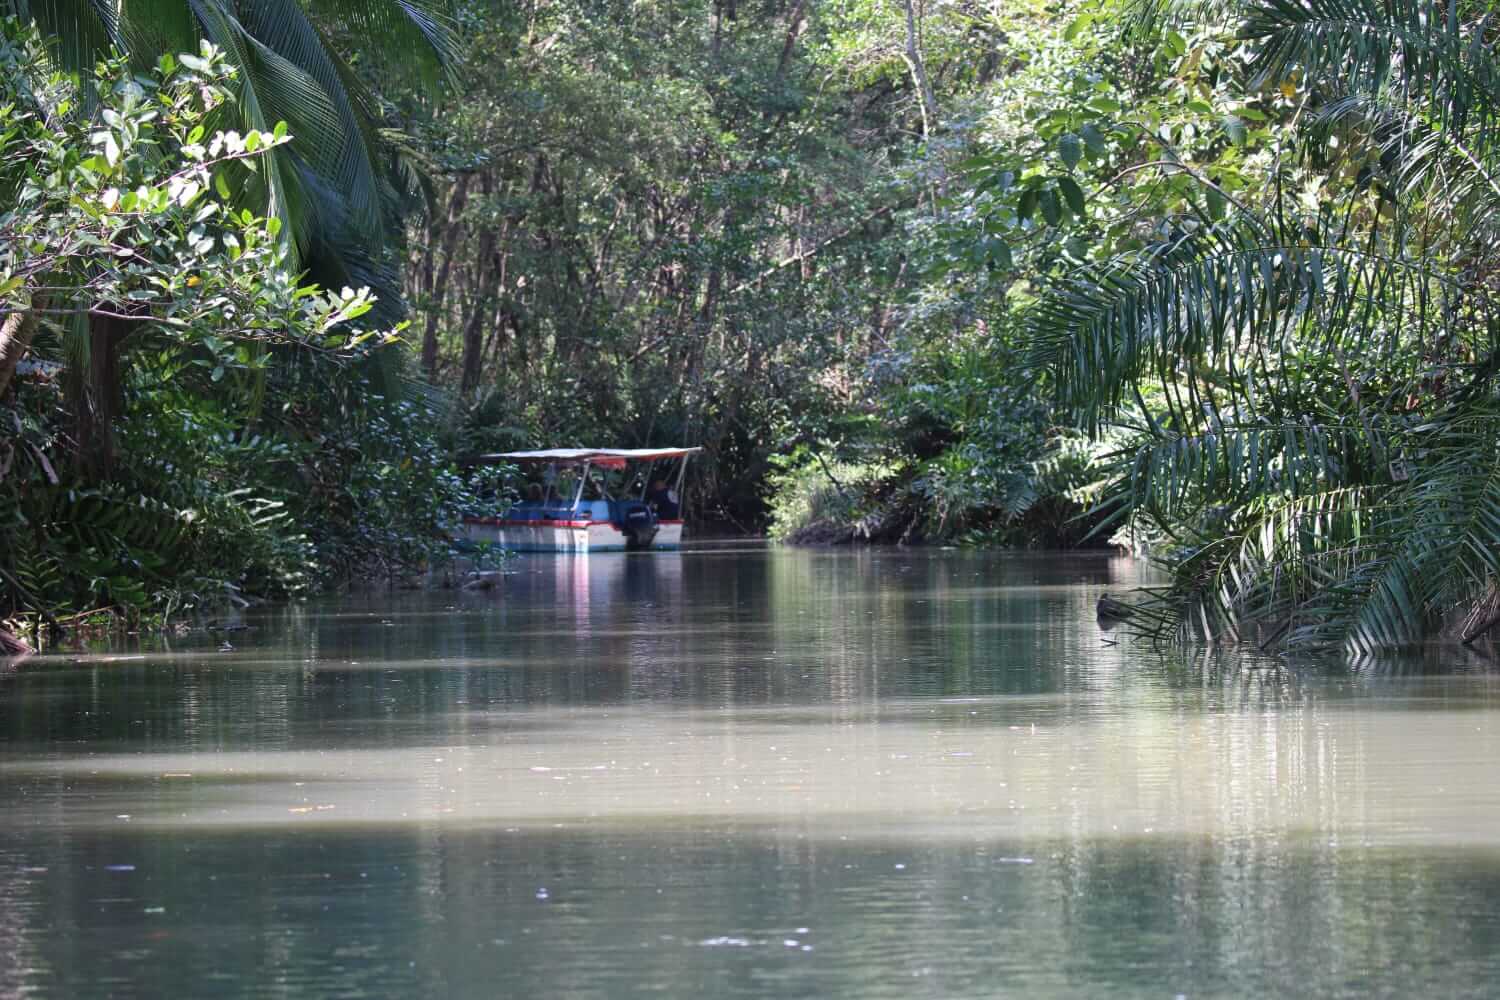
7 0 1500 656
1023 0 1500 653
0 17 472 630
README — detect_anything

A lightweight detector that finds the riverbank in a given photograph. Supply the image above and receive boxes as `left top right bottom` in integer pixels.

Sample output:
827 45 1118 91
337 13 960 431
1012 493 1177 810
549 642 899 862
767 456 1108 550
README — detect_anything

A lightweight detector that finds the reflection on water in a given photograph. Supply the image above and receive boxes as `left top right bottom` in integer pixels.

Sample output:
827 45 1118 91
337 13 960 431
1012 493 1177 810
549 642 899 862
3 546 1500 998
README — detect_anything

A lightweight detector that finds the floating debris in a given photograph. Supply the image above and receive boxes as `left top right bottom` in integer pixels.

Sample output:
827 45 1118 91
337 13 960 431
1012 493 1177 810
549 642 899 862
699 937 752 948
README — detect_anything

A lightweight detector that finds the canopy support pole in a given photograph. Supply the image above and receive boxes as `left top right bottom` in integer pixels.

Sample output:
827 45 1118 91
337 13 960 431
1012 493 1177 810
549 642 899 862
542 463 556 506
572 461 590 513
672 456 689 507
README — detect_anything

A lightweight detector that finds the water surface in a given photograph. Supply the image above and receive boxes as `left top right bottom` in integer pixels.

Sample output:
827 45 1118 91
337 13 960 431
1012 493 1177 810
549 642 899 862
3 546 1499 997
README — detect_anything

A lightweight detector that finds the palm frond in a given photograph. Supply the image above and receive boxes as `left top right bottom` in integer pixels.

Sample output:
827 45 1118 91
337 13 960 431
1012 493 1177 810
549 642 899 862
1243 0 1500 135
118 0 198 72
1113 419 1379 523
1112 484 1385 646
1309 93 1500 238
1028 214 1457 432
1291 411 1500 653
1117 0 1243 39
188 0 308 251
228 0 387 238
2 0 119 80
306 0 461 88
1108 410 1500 654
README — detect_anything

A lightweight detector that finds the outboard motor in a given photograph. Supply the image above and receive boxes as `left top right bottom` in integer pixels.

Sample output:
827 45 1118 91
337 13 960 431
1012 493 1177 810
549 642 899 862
616 500 659 550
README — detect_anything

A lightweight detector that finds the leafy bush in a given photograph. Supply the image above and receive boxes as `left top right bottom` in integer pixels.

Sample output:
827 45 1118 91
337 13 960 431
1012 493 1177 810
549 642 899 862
0 28 473 627
765 451 891 542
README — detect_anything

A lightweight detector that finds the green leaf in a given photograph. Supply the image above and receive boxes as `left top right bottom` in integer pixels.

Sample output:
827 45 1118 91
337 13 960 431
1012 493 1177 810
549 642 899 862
992 238 1013 269
1058 133 1083 169
980 169 1015 193
1018 186 1040 221
1040 188 1061 226
1080 123 1107 158
1206 186 1227 221
978 236 1013 270
1058 176 1087 217
1064 13 1093 41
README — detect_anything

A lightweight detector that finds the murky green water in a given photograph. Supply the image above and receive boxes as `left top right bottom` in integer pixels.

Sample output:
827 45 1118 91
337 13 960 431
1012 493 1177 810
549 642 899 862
3 546 1500 998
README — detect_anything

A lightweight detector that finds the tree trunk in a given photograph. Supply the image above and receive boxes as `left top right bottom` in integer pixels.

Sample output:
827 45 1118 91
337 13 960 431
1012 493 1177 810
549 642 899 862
421 174 473 380
776 0 810 82
459 174 500 396
72 313 130 480
0 627 33 657
897 0 939 139
0 302 41 400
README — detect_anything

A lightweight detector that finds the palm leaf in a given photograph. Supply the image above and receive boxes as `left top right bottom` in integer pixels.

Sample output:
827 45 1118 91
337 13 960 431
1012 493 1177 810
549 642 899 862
1028 214 1455 433
1112 419 1376 523
2 0 119 80
232 0 387 236
305 0 460 88
118 0 199 72
1293 411 1500 653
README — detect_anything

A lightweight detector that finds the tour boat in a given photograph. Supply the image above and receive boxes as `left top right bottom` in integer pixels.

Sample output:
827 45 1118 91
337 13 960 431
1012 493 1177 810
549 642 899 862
462 447 700 553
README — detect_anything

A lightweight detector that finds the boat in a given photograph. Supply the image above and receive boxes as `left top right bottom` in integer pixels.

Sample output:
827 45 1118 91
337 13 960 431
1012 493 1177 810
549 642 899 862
462 447 701 553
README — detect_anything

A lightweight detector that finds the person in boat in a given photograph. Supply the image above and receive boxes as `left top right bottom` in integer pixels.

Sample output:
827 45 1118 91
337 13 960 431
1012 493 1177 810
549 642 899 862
647 478 680 519
526 483 544 503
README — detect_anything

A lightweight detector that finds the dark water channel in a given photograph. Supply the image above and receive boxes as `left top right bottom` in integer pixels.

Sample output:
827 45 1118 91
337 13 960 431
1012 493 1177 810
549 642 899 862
3 545 1500 998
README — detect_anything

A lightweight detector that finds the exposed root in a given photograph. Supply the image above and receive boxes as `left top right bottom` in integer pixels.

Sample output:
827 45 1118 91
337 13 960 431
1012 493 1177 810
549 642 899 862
1461 584 1500 645
0 627 34 657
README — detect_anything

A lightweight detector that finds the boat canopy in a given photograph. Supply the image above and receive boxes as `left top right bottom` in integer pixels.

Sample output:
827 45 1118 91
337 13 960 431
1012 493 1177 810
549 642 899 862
478 447 702 469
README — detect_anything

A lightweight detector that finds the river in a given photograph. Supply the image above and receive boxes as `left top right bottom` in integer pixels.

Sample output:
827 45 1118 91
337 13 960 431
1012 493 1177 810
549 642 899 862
2 545 1499 997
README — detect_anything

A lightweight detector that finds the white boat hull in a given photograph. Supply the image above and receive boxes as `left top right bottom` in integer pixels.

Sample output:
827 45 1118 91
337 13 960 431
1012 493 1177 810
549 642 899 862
463 518 684 553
